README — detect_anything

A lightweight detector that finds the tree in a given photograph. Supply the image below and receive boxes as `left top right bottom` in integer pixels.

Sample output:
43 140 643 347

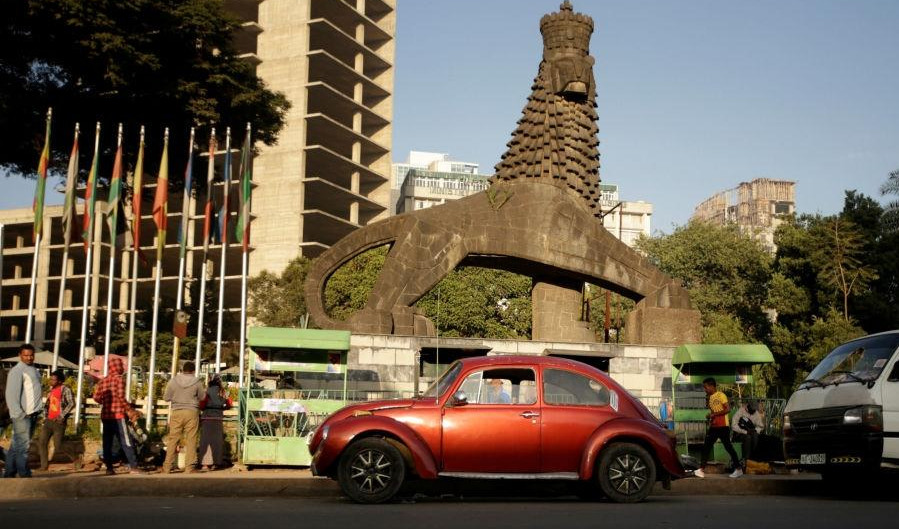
324 246 388 322
636 221 773 342
415 267 532 339
882 169 899 232
249 256 312 328
811 217 877 321
0 0 289 177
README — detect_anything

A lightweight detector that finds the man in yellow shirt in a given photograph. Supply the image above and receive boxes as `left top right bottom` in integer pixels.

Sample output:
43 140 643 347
694 377 742 478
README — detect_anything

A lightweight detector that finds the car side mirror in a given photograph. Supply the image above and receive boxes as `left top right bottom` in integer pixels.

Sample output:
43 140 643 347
450 390 468 407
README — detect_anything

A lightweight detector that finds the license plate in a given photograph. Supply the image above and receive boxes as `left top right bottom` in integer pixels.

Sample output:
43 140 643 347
800 453 825 465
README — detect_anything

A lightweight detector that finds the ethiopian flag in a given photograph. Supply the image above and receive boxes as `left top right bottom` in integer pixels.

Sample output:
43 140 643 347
61 125 80 249
234 125 252 253
106 131 123 250
32 109 52 242
132 128 147 263
82 123 101 252
152 131 169 262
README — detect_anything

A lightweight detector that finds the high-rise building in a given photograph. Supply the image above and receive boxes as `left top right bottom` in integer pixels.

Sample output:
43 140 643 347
393 151 488 213
235 0 396 274
392 152 652 248
596 184 653 248
0 0 397 356
691 178 795 253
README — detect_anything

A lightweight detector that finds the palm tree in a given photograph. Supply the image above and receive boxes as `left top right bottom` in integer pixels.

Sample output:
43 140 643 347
882 169 899 232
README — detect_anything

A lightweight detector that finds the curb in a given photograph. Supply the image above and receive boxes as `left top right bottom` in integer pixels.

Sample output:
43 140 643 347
0 472 823 500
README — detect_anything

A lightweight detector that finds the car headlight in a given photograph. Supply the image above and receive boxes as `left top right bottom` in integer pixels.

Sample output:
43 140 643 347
843 405 882 431
782 414 792 437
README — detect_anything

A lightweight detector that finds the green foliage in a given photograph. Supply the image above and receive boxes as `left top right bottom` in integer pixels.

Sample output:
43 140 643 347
0 0 289 177
415 267 532 339
810 216 877 320
324 246 389 321
702 312 750 344
636 220 772 342
249 256 312 328
881 169 899 232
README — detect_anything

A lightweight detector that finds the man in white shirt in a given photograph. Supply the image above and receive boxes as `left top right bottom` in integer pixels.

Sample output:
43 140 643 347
3 344 42 478
731 400 764 465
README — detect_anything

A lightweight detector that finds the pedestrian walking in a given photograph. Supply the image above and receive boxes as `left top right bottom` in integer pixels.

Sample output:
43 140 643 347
38 370 75 471
160 361 205 473
693 377 742 478
3 344 42 478
94 357 144 475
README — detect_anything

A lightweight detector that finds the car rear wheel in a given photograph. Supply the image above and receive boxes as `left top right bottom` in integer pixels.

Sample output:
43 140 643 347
597 442 656 503
337 437 406 504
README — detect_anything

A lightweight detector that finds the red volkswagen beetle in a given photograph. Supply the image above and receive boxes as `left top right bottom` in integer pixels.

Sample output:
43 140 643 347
308 355 684 503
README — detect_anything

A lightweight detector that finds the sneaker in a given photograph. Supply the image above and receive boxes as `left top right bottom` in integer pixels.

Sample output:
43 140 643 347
729 468 743 478
693 468 705 478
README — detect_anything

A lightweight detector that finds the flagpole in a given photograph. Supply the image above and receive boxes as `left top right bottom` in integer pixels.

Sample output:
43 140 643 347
25 232 41 344
75 122 101 429
126 127 145 398
52 124 80 373
0 224 5 335
237 123 252 389
147 127 170 431
172 127 195 376
195 128 216 372
102 124 123 376
52 249 69 371
26 108 52 345
214 127 231 375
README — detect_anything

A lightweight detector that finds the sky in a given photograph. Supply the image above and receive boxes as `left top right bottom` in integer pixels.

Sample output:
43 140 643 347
2 0 898 234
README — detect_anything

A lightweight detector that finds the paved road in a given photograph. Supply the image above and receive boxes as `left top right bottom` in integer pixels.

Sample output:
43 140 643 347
2 494 896 529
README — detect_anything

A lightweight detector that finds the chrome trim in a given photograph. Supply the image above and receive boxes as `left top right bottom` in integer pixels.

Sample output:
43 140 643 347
438 472 579 480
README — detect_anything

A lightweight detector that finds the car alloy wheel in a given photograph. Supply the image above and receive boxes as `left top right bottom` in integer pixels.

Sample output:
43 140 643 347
598 442 657 503
337 437 406 504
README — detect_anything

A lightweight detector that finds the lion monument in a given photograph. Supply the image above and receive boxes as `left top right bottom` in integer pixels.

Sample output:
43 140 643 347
304 2 700 345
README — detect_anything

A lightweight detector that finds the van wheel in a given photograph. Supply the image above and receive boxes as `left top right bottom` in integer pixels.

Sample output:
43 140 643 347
598 442 656 503
337 438 406 504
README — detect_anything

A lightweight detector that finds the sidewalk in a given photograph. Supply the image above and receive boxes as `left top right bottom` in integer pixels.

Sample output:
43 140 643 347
0 465 824 500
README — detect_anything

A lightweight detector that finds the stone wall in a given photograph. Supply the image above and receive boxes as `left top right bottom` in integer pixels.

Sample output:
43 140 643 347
345 334 674 400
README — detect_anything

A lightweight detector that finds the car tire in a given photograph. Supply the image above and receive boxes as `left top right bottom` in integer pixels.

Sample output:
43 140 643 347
337 437 406 504
597 442 656 503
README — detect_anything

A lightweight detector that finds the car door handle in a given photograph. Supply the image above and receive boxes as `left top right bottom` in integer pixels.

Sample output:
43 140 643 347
520 411 540 419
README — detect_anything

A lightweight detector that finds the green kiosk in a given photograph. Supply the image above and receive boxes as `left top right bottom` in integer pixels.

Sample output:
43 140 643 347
670 344 779 462
240 327 351 466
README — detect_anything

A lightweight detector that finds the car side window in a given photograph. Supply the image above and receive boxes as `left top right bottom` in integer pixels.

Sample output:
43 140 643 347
458 368 537 405
543 369 610 407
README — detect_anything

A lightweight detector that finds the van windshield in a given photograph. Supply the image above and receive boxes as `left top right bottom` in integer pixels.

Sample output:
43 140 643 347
803 333 899 388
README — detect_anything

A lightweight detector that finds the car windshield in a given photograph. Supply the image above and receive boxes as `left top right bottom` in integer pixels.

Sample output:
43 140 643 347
802 333 899 388
421 361 462 399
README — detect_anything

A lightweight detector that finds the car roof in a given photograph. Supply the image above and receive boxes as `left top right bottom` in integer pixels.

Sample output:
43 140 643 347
457 354 602 373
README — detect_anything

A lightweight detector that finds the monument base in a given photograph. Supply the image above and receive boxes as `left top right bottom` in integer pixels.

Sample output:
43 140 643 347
625 305 701 346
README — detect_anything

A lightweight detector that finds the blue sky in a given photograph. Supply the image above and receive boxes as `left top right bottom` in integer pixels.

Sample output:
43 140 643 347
3 0 898 234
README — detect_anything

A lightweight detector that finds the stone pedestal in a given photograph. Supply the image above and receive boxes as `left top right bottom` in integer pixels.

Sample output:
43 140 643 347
532 279 595 343
625 305 702 346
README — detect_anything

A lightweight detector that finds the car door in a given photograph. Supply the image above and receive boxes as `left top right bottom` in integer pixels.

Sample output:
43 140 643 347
441 367 540 473
540 367 616 473
882 354 899 461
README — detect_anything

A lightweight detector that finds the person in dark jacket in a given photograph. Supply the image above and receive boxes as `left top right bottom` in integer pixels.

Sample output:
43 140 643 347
0 367 9 466
198 375 232 470
38 370 75 471
160 362 205 473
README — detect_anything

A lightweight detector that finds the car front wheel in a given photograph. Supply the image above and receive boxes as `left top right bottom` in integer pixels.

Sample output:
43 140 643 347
337 437 406 504
597 442 656 503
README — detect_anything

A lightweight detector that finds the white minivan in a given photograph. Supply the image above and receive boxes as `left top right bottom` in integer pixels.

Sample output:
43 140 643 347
783 331 899 477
